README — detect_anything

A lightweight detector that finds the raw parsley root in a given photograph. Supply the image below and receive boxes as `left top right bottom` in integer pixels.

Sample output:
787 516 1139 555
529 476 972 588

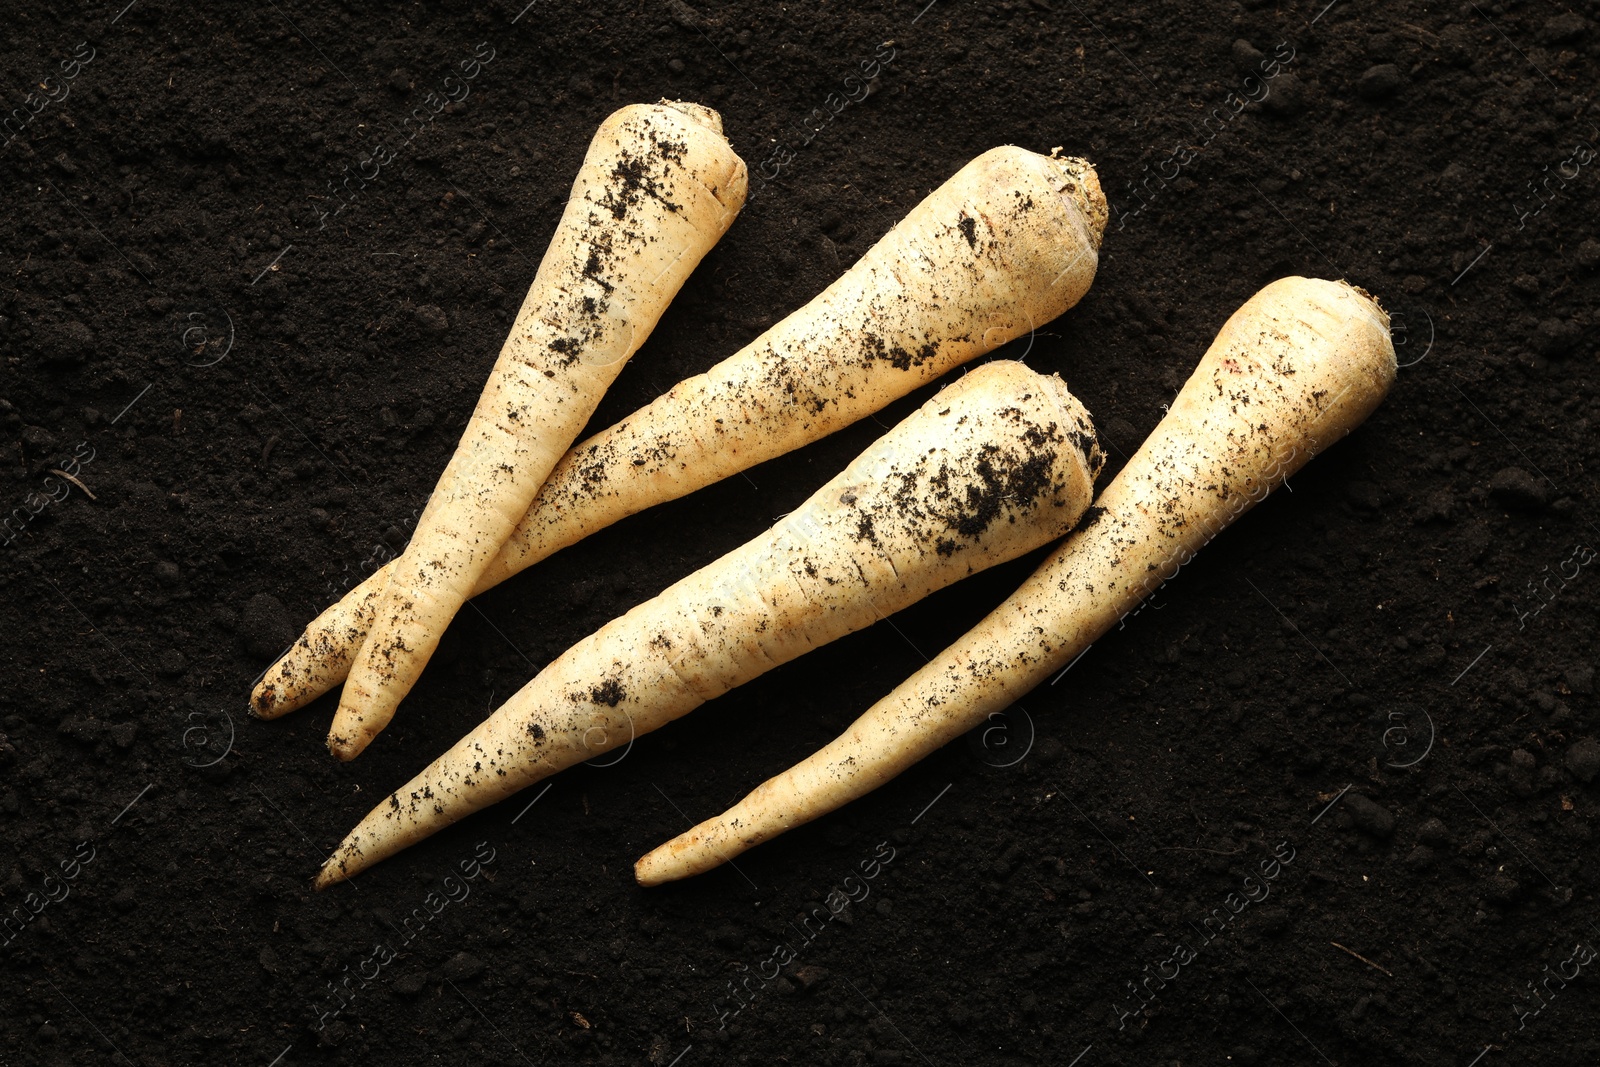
280 101 748 759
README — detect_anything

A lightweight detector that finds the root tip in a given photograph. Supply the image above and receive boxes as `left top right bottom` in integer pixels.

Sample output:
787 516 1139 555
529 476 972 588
327 733 366 761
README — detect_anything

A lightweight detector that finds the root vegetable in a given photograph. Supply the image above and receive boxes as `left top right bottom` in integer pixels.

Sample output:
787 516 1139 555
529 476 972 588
635 276 1397 885
253 146 1106 725
320 101 748 760
315 359 1104 886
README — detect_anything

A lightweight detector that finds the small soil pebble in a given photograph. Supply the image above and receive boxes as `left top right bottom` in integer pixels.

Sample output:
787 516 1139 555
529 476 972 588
1565 738 1600 783
1262 73 1304 115
239 593 295 659
1231 39 1265 72
1342 794 1395 838
414 304 450 334
1487 468 1548 511
1540 13 1588 44
1566 665 1594 695
1357 64 1403 99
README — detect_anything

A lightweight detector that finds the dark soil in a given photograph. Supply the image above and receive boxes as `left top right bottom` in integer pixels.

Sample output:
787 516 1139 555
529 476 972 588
2 2 1598 1065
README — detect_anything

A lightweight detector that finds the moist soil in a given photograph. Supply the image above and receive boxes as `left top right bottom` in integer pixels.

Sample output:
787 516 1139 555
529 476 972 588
2 2 1598 1065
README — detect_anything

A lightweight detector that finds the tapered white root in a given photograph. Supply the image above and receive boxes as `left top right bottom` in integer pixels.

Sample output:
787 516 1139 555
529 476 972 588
319 101 747 759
